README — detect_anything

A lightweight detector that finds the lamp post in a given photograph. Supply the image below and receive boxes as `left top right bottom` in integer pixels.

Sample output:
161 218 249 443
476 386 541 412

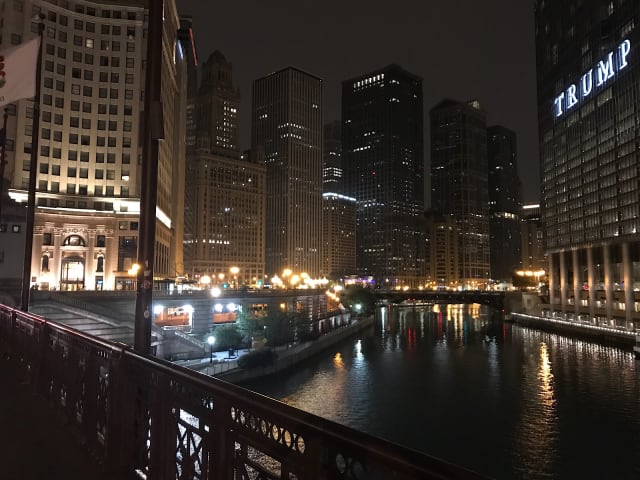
207 335 216 363
230 266 239 289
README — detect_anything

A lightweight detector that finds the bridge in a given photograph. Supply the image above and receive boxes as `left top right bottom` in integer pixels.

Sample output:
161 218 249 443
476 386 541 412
0 303 489 479
373 289 506 310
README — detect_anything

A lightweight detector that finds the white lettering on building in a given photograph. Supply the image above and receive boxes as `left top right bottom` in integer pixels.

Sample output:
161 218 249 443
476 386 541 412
553 39 631 117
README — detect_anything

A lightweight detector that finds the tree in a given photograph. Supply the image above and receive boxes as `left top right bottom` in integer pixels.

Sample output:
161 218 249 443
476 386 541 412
341 285 377 315
209 324 243 351
264 311 294 347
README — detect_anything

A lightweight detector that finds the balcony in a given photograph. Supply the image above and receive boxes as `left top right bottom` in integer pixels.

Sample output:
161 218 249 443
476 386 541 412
0 304 487 479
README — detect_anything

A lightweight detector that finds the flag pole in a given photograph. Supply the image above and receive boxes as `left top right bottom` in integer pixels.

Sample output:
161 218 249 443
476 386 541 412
20 17 44 311
134 0 164 354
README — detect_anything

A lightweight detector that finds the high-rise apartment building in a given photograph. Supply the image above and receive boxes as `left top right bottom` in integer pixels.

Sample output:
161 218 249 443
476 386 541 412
252 67 323 277
424 210 459 288
3 0 185 291
520 204 545 272
342 64 425 286
322 192 356 278
184 51 265 286
487 125 522 281
430 99 490 288
536 0 640 325
323 120 342 194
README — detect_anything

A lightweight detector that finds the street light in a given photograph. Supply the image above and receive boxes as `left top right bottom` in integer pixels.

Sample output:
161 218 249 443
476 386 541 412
230 266 239 289
207 335 216 363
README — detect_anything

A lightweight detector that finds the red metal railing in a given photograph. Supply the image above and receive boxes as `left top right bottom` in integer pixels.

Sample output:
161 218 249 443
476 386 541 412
0 304 489 480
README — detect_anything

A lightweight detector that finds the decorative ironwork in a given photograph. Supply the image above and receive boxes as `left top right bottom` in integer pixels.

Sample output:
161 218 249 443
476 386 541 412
0 304 490 480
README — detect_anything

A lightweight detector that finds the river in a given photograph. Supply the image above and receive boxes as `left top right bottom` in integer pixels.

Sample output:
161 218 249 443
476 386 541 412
243 304 640 479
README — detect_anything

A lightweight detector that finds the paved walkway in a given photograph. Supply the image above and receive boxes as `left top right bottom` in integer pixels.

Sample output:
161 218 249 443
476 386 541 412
0 353 111 480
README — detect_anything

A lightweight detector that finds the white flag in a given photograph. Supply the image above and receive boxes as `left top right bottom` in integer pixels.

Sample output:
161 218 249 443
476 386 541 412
0 37 40 107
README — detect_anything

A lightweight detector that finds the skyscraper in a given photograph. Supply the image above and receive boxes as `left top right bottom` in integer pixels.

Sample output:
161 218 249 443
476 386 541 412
536 0 640 326
252 67 323 277
184 51 265 286
323 120 342 194
342 65 424 286
487 125 522 281
430 99 490 288
2 0 185 291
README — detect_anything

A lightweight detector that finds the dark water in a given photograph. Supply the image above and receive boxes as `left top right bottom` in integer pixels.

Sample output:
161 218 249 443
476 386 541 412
243 304 640 480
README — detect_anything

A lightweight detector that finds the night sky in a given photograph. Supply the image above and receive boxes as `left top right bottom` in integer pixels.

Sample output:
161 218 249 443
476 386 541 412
178 0 540 203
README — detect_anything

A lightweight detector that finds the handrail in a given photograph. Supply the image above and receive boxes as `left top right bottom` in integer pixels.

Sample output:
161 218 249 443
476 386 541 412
0 303 490 479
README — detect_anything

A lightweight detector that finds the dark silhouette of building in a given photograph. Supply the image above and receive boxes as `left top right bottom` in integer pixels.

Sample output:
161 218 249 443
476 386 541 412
536 0 640 326
520 204 545 272
430 99 490 288
252 67 323 277
488 125 522 281
342 65 425 287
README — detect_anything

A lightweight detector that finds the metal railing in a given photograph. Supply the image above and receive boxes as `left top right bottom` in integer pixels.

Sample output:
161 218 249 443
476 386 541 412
0 304 488 480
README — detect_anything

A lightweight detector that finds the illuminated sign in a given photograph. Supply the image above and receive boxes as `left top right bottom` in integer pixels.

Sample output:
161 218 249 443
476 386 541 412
553 39 631 118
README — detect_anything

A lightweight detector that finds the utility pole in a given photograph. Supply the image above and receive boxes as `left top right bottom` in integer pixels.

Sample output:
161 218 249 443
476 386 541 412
133 0 164 354
20 19 44 312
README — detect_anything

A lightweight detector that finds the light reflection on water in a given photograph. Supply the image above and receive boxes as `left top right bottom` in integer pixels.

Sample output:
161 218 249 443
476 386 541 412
243 305 640 479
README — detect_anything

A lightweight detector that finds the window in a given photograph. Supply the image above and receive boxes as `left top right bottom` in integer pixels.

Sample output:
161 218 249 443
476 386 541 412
38 180 48 191
96 152 104 163
40 163 49 174
95 169 104 179
84 70 93 81
81 135 90 146
43 233 53 245
96 235 106 247
82 118 91 129
82 102 91 113
63 235 85 246
54 97 64 108
50 181 59 193
94 185 103 195
79 168 88 178
69 133 78 144
83 86 92 96
42 255 49 272
53 148 61 158
106 169 115 180
85 38 94 48
71 84 80 95
67 166 77 177
40 145 50 156
66 183 76 194
54 114 63 125
80 151 89 162
52 165 60 175
78 184 88 195
68 150 77 161
70 117 79 127
96 256 104 272
71 100 80 111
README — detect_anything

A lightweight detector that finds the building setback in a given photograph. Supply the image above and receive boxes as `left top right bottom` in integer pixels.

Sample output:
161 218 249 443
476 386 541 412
536 0 640 325
487 125 522 282
3 0 185 291
430 99 490 288
252 67 323 277
184 51 265 287
323 120 342 194
342 64 425 286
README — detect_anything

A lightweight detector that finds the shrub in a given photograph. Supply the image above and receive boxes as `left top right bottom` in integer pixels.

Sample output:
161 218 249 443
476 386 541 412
237 349 277 369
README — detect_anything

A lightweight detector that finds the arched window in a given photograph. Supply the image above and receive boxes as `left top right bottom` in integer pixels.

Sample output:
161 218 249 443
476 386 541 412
63 235 86 246
96 256 104 272
41 255 49 272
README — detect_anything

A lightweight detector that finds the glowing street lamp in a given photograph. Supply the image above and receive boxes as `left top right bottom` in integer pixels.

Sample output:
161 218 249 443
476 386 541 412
230 266 240 289
207 335 216 363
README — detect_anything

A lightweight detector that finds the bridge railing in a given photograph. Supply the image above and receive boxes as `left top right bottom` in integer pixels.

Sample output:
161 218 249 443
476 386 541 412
0 304 489 480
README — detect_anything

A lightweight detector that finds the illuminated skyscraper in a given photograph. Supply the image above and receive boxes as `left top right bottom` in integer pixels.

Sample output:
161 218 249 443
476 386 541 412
184 51 265 286
252 67 323 277
342 65 425 286
536 0 640 326
323 120 342 194
2 0 185 291
430 99 490 288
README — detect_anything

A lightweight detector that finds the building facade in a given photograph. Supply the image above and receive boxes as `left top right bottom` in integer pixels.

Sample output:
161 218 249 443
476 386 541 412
323 120 342 194
520 204 545 272
252 67 323 277
430 99 490 289
487 125 522 281
342 64 425 286
322 192 356 278
3 0 185 291
184 50 265 287
536 0 640 325
424 210 459 288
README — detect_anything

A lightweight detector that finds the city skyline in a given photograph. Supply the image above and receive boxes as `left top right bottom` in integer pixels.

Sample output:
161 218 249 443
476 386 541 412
178 0 539 203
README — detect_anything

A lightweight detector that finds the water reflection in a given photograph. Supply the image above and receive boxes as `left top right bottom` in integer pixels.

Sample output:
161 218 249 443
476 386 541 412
244 304 640 480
